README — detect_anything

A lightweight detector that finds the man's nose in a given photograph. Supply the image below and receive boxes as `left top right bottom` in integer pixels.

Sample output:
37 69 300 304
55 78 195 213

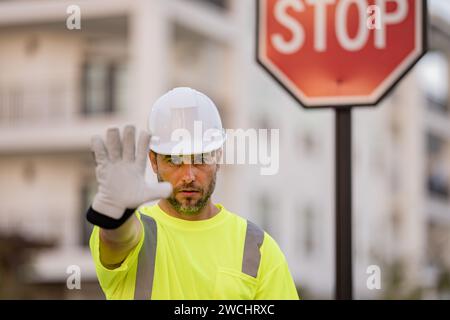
180 164 195 183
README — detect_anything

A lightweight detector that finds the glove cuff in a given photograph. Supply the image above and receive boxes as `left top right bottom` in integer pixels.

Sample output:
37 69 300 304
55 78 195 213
86 206 136 229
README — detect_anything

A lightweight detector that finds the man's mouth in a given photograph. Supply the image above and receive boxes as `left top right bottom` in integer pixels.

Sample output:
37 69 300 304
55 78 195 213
178 189 200 195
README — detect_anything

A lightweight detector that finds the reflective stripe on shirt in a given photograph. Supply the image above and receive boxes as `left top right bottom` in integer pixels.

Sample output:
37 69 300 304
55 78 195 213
242 220 264 278
134 215 264 299
134 213 157 299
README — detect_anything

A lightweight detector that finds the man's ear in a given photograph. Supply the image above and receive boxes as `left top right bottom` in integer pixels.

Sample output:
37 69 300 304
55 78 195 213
149 151 158 173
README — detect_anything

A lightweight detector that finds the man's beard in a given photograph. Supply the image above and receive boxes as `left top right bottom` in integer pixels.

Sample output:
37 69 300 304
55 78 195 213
157 173 216 216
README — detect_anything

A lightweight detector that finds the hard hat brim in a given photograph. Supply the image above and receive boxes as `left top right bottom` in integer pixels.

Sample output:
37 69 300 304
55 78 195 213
150 138 225 156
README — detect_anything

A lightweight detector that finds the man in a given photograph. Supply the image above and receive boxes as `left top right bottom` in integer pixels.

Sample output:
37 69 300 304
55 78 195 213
87 87 299 300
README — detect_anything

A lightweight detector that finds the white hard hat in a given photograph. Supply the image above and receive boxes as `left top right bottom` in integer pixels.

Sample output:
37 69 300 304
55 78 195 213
148 87 226 155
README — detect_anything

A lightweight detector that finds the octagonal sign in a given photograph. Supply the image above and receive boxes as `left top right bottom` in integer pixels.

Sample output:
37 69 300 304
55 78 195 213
256 0 427 108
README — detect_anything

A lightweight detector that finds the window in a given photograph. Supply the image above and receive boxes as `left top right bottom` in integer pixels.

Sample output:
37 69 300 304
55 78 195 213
426 217 450 297
81 60 128 116
391 207 403 241
80 180 96 247
296 130 317 157
426 133 449 200
257 193 274 237
299 205 316 257
426 221 450 285
170 25 229 120
417 51 449 114
187 0 228 10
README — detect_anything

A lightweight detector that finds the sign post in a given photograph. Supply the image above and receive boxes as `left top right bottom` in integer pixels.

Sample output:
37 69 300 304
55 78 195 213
256 0 427 299
335 107 352 299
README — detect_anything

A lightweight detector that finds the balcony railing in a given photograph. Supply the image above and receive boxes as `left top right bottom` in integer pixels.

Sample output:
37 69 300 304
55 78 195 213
426 95 449 116
0 76 125 126
0 83 74 126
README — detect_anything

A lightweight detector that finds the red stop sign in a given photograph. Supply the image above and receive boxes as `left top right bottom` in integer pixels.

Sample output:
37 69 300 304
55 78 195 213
256 0 426 108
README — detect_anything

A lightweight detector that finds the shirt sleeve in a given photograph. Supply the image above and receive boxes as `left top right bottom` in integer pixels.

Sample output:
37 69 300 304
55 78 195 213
254 233 300 300
89 212 145 300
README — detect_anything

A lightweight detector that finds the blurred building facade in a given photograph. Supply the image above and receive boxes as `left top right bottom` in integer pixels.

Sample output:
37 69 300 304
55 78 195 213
0 0 448 299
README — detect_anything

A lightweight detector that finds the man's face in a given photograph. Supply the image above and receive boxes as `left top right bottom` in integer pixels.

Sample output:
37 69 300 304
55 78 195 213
150 151 220 216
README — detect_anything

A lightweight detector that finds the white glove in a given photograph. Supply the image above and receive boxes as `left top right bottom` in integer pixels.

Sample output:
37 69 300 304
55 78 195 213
91 125 172 220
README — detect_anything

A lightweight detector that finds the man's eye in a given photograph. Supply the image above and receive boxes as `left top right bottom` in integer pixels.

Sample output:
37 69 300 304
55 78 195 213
168 156 182 165
193 155 203 164
165 154 214 165
202 153 216 165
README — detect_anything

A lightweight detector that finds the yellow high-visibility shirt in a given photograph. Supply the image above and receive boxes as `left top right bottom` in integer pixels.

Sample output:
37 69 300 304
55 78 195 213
89 203 300 300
